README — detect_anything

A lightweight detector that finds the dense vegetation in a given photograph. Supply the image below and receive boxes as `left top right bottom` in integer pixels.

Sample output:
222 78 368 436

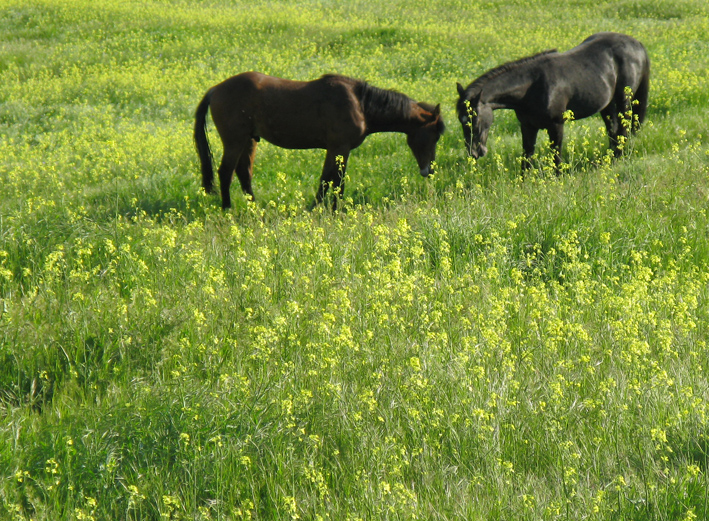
1 0 708 519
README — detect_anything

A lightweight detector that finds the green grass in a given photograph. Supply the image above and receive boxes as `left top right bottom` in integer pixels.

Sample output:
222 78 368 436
1 0 709 519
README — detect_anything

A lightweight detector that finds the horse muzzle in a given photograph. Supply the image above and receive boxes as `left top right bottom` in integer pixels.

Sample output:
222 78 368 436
420 164 434 177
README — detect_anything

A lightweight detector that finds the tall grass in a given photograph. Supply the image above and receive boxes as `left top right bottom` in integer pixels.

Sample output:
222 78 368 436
1 0 709 519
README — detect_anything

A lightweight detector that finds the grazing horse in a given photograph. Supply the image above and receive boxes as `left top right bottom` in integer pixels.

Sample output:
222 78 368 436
194 72 445 209
456 32 650 171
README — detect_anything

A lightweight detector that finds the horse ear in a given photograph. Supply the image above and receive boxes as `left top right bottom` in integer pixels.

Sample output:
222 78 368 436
433 104 441 116
456 82 466 97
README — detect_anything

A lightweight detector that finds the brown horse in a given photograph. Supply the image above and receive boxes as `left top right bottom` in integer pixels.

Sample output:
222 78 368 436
194 72 445 209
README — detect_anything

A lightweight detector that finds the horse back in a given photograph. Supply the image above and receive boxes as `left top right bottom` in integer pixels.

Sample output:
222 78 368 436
540 32 649 119
568 32 649 82
209 72 366 149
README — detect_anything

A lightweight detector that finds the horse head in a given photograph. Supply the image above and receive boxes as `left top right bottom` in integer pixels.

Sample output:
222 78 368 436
456 83 491 159
407 103 445 177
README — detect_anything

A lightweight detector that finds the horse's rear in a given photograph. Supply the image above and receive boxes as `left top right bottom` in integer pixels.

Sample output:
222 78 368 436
606 33 650 130
577 33 649 127
562 32 649 156
194 73 271 208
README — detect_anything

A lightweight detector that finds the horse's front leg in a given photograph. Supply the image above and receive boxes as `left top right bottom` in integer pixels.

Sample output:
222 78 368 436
547 123 565 174
310 148 350 210
520 122 539 174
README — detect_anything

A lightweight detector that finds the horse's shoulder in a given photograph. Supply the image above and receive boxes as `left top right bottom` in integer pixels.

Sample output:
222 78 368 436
317 74 356 88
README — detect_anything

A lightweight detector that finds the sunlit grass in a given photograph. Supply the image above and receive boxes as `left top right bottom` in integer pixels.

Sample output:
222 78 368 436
1 0 709 519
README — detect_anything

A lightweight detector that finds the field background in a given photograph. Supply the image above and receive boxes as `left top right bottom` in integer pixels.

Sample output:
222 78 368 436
1 0 709 519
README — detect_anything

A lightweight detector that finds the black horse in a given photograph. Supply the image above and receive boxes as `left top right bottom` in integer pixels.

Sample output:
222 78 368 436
456 32 650 170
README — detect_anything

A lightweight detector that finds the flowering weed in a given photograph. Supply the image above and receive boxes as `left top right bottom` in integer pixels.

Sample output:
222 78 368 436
1 0 709 519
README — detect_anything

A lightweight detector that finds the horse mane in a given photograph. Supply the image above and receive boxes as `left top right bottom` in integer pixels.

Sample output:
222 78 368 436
464 49 558 96
318 75 442 132
354 80 415 123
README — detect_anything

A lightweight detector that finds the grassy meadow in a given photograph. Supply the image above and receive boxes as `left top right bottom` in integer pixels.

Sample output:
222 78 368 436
2 0 709 519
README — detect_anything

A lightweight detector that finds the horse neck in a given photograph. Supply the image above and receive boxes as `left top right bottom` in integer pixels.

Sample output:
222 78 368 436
479 68 535 110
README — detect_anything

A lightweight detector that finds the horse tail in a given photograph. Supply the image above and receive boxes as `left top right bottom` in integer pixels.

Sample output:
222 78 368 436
194 88 215 193
633 63 650 133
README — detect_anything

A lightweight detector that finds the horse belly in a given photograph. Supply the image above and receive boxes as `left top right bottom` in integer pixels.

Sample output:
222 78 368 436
561 76 614 120
255 95 359 150
567 95 611 120
259 128 328 150
254 106 329 149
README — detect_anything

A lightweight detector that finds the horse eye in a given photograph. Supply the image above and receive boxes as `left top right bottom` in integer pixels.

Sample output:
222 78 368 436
461 116 469 123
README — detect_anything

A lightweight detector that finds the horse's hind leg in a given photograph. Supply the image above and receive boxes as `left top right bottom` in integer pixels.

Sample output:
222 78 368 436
632 73 650 133
235 138 258 201
608 86 638 157
601 104 622 158
217 142 246 209
547 123 564 174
